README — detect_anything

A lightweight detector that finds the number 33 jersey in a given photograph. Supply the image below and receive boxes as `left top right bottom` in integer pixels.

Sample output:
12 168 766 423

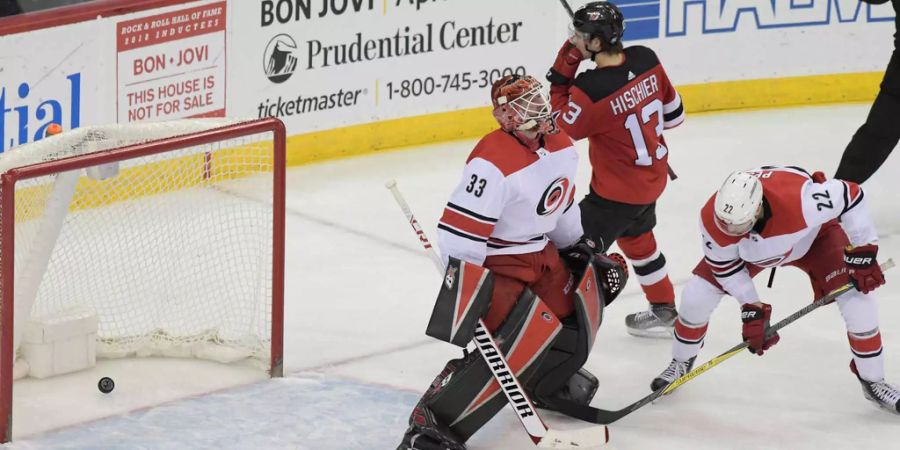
699 166 877 303
550 46 684 205
437 130 583 266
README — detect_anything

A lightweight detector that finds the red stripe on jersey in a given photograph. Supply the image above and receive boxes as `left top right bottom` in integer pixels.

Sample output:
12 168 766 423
846 181 863 205
467 130 537 177
542 129 576 152
849 331 882 355
440 208 494 239
756 169 808 237
711 259 743 274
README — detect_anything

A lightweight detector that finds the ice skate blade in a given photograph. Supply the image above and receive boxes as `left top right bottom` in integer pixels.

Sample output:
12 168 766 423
626 327 674 339
862 390 900 416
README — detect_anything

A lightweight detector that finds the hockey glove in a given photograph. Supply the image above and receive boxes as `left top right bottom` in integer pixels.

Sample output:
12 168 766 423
547 40 586 85
845 244 885 294
741 302 780 356
559 235 603 271
595 252 628 305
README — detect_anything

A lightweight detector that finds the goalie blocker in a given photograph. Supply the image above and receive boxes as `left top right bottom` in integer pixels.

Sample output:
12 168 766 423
410 255 627 445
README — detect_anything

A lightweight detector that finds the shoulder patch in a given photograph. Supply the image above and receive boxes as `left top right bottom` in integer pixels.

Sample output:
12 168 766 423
468 130 538 177
542 130 576 152
573 46 663 103
758 172 808 237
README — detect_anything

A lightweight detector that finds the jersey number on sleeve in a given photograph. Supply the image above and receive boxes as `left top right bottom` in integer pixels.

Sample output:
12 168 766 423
812 191 833 211
562 101 582 125
466 175 487 198
624 99 668 166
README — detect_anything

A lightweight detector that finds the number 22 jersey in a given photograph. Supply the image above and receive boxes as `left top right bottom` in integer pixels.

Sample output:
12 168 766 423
550 46 685 205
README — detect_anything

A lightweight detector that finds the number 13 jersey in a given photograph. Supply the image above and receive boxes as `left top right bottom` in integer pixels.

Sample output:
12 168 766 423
436 130 583 267
550 46 684 205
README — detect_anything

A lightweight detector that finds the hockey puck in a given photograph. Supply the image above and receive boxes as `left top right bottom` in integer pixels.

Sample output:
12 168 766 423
98 377 115 394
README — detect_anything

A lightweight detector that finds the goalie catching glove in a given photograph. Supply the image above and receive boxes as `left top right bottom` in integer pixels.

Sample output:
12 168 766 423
559 236 628 305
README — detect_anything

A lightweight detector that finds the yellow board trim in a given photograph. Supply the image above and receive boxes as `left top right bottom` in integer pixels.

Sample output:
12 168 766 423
283 71 884 166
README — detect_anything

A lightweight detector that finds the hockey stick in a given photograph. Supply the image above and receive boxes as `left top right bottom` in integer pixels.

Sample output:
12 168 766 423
548 258 896 425
557 0 679 181
386 180 609 449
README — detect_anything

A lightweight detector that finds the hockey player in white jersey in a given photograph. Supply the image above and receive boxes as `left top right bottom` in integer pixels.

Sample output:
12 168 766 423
651 166 899 414
397 75 628 449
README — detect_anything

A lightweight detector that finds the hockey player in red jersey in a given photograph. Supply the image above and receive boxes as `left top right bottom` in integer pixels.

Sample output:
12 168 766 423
651 166 899 414
397 75 628 449
547 1 685 338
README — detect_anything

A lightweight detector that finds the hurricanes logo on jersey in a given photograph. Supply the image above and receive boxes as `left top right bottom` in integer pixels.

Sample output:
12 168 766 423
536 177 570 216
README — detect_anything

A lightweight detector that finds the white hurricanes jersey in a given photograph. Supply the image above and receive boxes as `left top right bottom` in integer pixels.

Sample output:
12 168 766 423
437 129 583 266
699 166 877 303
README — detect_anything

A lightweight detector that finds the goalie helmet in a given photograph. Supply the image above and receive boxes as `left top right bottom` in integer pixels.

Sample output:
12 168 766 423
491 75 555 135
572 1 626 49
714 171 763 236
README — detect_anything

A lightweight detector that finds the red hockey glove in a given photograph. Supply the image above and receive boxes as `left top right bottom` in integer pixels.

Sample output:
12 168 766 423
548 40 586 85
741 303 780 356
845 244 885 294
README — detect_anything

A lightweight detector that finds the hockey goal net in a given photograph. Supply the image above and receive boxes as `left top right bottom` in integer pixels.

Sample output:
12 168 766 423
0 118 285 440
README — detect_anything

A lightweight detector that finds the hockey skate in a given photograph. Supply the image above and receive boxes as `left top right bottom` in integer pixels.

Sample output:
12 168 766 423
625 304 677 338
397 404 467 450
651 357 696 392
851 360 900 415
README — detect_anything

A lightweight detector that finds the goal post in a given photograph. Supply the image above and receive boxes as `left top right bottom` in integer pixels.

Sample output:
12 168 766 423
0 118 286 442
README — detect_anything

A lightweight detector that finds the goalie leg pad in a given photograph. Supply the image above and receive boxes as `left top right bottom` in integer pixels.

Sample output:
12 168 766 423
426 257 493 347
529 262 606 408
422 291 562 442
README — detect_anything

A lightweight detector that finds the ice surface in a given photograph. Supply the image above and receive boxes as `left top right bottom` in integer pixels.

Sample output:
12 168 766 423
6 103 900 449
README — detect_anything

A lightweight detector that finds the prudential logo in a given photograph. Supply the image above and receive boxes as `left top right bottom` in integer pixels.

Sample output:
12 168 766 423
263 34 298 84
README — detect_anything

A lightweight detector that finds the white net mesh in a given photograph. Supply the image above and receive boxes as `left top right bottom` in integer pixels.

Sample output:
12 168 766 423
0 120 278 371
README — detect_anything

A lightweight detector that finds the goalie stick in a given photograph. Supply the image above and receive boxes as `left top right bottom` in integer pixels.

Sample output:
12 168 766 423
546 259 896 425
386 179 609 449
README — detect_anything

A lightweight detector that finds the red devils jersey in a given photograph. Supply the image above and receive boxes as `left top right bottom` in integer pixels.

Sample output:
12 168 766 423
699 166 877 303
437 130 583 266
550 46 684 205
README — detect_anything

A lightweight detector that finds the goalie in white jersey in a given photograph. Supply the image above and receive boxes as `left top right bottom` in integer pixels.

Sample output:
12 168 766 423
398 75 628 450
651 166 899 415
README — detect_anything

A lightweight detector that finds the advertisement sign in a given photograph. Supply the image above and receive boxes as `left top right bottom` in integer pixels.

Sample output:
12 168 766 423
0 0 896 155
229 0 559 134
116 2 227 122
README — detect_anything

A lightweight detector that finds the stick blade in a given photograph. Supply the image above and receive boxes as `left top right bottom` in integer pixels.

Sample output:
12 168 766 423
538 426 609 449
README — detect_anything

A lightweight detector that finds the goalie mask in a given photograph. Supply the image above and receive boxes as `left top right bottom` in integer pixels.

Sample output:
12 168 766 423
491 75 556 135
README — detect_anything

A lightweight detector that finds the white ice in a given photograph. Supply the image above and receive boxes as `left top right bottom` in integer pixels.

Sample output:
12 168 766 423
5 103 900 449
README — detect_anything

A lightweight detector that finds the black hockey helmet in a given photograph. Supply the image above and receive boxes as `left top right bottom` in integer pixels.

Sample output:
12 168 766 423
572 1 626 48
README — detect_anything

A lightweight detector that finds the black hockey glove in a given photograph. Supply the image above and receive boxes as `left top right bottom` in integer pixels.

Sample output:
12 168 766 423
558 235 604 275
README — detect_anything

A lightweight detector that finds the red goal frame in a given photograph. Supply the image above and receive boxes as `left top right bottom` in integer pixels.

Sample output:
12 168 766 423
0 117 287 442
